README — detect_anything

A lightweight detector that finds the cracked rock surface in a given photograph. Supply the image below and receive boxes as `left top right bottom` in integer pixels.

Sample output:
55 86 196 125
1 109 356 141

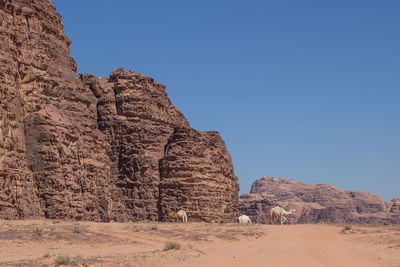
0 0 239 222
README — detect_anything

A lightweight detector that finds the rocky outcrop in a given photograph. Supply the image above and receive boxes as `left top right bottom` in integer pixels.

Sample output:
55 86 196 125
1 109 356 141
239 177 400 224
159 128 239 222
80 70 189 221
0 0 239 222
80 71 239 222
388 198 400 221
0 0 126 221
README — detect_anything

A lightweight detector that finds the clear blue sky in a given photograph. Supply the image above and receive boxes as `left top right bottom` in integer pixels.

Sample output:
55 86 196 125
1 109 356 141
52 0 399 201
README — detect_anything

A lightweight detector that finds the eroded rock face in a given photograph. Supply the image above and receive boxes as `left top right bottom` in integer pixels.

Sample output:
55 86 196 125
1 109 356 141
80 71 239 222
0 0 239 222
239 177 400 224
80 70 189 221
159 128 240 222
388 198 400 222
0 0 128 221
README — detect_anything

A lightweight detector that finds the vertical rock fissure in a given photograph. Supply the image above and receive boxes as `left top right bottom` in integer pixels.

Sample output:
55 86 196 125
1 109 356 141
61 170 71 209
14 174 21 218
157 130 175 221
157 158 163 221
25 15 31 39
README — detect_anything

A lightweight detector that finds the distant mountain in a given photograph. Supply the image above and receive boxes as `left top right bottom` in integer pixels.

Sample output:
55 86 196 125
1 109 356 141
239 177 400 224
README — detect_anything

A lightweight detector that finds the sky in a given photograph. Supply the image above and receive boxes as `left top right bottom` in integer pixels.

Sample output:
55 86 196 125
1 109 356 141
52 0 399 201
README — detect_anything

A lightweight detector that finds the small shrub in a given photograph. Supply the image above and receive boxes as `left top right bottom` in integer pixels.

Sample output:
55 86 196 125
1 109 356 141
340 225 352 233
164 241 181 251
215 234 239 241
54 255 88 266
54 255 71 266
71 224 87 233
150 225 158 231
32 228 43 237
190 234 202 241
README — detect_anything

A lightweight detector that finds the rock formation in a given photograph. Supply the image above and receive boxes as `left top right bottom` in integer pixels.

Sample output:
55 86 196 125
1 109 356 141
0 0 121 221
80 71 239 222
159 128 239 222
0 0 239 222
239 177 400 224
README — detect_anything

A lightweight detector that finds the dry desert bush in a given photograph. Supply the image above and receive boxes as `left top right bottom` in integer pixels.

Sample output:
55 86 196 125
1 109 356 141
164 241 181 251
340 225 352 233
32 227 43 237
54 255 90 266
69 224 88 233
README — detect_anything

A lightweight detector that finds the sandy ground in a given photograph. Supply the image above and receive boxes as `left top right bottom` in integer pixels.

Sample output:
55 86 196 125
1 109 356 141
0 220 399 267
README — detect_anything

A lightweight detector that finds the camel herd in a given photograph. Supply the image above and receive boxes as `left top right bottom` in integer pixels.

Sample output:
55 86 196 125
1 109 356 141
238 206 296 225
167 206 295 225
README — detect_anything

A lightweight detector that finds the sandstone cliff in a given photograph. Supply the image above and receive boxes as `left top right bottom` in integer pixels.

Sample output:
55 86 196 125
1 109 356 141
80 70 239 222
239 177 400 224
0 0 239 222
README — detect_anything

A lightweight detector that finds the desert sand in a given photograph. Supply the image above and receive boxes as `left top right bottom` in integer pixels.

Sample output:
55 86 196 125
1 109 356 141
0 220 399 267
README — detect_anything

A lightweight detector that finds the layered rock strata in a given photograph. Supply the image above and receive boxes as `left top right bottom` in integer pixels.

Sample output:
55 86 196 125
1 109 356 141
159 128 239 222
81 71 239 222
0 0 127 221
239 177 400 224
0 0 239 222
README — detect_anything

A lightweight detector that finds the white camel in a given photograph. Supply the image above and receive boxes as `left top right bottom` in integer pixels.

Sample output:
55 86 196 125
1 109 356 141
268 206 295 225
176 210 188 223
238 215 252 224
